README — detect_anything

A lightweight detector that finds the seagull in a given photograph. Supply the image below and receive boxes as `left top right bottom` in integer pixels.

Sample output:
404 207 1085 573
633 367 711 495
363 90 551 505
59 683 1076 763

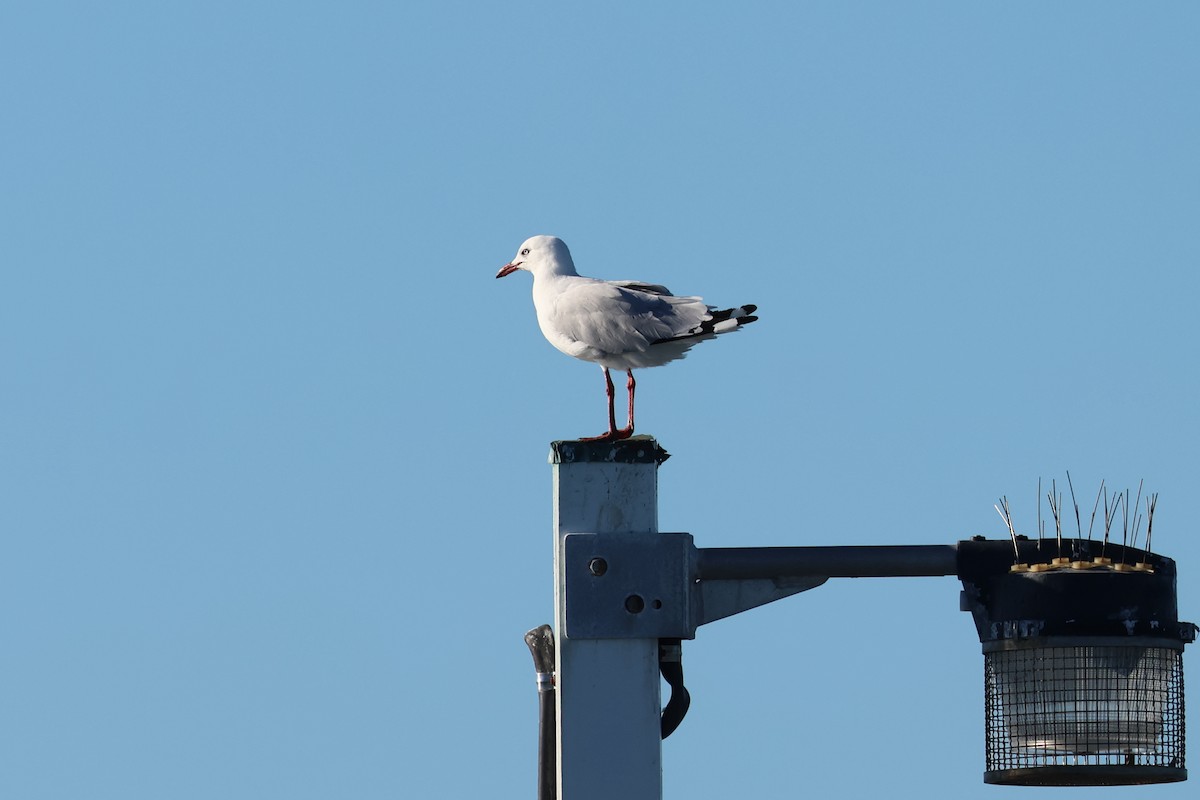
496 235 758 441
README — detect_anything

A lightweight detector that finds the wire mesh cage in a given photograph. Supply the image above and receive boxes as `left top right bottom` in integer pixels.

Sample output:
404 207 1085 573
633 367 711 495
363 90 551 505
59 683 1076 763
983 638 1186 785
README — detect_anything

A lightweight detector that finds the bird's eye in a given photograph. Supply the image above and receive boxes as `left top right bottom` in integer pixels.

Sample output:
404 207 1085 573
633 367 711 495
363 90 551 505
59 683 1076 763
521 248 530 256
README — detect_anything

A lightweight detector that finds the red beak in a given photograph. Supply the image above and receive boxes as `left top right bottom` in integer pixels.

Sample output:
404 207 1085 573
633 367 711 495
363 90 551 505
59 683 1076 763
495 261 521 279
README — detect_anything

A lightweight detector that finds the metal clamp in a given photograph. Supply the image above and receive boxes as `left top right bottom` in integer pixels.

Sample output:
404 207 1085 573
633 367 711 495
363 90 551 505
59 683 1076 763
563 532 695 639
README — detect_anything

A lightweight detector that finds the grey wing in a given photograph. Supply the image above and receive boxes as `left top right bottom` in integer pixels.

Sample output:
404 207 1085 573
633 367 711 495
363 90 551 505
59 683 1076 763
610 280 674 297
550 281 709 356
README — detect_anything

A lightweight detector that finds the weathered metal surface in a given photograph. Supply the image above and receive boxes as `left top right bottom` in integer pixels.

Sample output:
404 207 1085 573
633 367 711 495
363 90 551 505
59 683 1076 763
696 575 829 627
563 532 694 639
552 437 663 800
549 436 670 465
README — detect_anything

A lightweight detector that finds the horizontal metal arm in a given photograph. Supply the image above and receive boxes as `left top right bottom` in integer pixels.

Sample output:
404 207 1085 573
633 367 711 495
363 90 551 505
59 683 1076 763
563 539 965 639
696 544 960 581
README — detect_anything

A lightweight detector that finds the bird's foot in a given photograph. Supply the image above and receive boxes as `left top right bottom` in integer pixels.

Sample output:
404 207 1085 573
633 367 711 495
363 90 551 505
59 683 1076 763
579 426 635 443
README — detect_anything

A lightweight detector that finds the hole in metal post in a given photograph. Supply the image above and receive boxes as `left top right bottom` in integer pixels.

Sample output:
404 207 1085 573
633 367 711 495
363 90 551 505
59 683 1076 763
624 594 645 614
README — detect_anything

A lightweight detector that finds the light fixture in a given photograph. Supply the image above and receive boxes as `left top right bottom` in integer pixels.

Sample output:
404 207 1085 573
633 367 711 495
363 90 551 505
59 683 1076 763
959 537 1196 785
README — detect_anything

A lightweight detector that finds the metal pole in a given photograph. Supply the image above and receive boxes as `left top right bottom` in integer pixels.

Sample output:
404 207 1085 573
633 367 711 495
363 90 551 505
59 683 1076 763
551 439 668 800
696 544 959 581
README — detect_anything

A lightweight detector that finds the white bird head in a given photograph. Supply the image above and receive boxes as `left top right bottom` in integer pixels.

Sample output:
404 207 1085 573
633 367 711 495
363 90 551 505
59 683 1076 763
495 235 578 280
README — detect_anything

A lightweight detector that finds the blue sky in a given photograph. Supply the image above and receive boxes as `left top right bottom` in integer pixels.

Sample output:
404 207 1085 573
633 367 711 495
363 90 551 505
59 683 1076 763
3 2 1198 797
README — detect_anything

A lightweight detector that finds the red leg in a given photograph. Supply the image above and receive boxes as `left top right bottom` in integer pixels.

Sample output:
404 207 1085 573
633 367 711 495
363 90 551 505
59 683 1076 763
617 370 636 438
580 367 623 441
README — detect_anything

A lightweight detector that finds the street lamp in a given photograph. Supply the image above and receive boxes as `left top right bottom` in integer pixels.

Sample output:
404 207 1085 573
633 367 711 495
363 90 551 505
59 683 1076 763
531 439 1196 799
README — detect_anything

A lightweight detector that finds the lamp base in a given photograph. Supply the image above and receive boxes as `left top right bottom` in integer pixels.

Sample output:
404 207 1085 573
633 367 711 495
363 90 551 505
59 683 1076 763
985 765 1186 786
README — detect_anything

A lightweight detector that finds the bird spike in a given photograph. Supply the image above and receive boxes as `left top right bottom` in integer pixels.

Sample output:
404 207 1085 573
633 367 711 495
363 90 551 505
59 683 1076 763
994 496 1020 561
1121 489 1130 562
1102 487 1121 557
1087 479 1105 541
1066 470 1082 541
1145 493 1158 554
1037 477 1043 550
1131 479 1144 550
1049 480 1063 557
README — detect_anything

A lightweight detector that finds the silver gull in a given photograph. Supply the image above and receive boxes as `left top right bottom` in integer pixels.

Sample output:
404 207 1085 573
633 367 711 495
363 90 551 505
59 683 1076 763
496 235 757 441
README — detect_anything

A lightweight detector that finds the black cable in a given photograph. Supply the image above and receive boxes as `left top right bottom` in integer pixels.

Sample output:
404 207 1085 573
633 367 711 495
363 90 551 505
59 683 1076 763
659 638 691 739
524 625 556 800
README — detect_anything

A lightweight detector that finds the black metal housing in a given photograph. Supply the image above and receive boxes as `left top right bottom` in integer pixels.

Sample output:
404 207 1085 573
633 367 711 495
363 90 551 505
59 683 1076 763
957 538 1196 786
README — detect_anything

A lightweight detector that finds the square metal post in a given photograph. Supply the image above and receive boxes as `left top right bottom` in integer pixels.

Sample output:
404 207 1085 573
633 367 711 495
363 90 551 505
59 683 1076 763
551 438 669 800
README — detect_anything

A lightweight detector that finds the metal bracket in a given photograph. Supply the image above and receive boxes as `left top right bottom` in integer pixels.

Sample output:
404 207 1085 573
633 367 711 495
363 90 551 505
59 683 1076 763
563 532 695 639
